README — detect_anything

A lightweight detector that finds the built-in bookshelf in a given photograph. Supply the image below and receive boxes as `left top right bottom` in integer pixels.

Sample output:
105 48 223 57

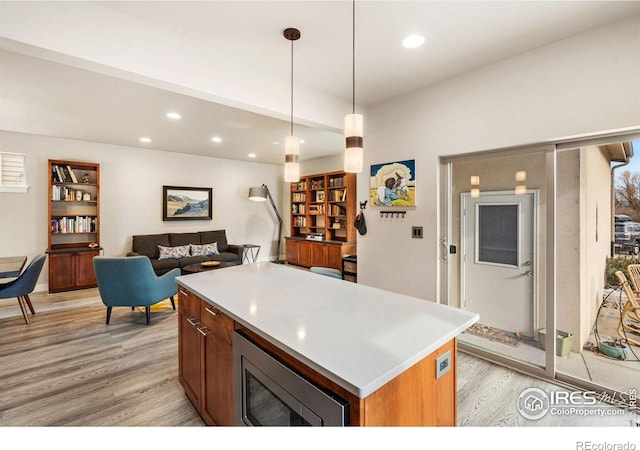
47 159 101 293
285 170 356 270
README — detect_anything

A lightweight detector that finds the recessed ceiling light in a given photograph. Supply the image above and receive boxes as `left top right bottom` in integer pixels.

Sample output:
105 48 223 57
166 112 181 120
248 153 257 158
211 136 222 143
139 137 151 143
402 34 425 49
299 139 305 144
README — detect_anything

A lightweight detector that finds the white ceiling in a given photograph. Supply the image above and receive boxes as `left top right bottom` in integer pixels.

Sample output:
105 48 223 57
1 1 639 165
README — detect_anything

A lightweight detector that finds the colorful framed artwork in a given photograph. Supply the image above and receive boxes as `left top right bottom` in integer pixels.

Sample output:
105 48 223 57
162 186 213 221
369 159 416 207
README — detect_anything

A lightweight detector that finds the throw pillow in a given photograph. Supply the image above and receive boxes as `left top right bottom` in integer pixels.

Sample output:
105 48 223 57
190 242 220 256
158 244 190 260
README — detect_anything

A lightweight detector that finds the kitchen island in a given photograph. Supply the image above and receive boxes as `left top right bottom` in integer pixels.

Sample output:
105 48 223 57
176 262 478 426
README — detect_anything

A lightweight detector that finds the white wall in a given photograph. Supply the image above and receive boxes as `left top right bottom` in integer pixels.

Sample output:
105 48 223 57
359 15 640 299
0 131 282 291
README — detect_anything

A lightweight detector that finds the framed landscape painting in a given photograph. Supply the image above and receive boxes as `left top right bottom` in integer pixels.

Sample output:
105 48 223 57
163 186 212 221
369 159 416 207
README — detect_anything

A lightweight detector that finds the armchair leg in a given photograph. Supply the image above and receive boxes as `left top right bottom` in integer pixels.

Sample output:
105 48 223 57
23 294 36 315
170 295 176 311
145 307 151 325
16 296 30 324
106 306 112 325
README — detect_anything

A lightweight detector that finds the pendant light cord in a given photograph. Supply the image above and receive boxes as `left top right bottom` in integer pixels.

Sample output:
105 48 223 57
352 0 356 114
291 37 294 136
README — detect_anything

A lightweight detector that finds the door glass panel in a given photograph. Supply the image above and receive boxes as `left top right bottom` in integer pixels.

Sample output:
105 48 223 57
477 204 518 266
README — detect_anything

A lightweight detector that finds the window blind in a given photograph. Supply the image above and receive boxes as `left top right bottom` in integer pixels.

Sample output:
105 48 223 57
0 152 26 186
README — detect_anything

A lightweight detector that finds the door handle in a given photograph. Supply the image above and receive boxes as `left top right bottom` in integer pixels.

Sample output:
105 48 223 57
523 271 533 277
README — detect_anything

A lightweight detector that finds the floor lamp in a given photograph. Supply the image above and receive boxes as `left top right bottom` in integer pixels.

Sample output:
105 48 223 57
248 184 284 264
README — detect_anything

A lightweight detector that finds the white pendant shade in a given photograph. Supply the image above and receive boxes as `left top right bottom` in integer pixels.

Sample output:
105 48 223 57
344 113 363 173
344 113 363 138
284 162 300 183
284 135 300 182
285 135 300 155
344 147 363 174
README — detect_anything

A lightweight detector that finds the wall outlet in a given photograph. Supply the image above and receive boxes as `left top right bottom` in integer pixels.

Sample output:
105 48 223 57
412 226 423 239
436 351 451 379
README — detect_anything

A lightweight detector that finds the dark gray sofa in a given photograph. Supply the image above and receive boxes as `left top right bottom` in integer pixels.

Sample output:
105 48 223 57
128 230 241 275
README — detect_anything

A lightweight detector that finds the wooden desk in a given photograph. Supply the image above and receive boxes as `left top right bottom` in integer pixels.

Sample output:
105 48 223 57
0 256 27 279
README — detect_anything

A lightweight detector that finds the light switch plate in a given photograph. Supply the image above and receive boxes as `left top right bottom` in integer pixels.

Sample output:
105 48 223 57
436 351 451 379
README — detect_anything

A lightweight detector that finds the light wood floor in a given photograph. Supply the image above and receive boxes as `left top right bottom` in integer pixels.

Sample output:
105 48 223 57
0 288 634 427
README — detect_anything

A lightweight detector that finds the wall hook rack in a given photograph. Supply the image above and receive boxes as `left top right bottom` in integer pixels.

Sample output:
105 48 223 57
359 200 368 211
380 210 406 219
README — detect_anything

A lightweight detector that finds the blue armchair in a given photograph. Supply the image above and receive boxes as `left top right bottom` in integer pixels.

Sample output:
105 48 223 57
93 256 180 325
0 254 46 324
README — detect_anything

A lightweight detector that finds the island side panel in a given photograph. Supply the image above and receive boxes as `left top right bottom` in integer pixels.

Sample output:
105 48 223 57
362 339 457 426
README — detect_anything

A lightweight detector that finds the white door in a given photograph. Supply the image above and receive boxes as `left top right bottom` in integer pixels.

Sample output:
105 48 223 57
461 191 536 337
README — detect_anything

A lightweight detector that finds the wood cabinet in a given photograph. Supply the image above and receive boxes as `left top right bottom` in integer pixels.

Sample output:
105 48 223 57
47 159 100 293
200 302 234 426
286 169 357 270
48 250 100 293
178 288 202 409
285 238 355 271
178 287 234 426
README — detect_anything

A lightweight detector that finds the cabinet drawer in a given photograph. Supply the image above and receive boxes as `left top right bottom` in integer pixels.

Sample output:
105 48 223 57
179 288 200 317
201 303 234 345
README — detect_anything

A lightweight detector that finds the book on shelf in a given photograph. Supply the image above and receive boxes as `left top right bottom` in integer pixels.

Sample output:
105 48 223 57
329 176 344 188
60 165 73 182
292 181 306 191
52 164 75 183
51 216 97 234
66 165 78 183
55 165 65 183
292 192 306 202
51 165 60 183
332 189 347 202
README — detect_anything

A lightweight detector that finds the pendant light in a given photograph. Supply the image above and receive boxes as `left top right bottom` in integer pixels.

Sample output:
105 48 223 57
344 0 363 173
284 28 301 183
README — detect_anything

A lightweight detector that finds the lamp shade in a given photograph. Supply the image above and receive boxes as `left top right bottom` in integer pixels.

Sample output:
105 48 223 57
344 113 363 173
284 135 300 182
248 186 267 202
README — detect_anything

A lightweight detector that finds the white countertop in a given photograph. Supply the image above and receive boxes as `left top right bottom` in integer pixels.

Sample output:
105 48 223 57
176 262 478 398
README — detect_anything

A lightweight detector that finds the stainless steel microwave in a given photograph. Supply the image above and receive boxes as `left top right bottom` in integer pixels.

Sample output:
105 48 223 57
233 331 349 426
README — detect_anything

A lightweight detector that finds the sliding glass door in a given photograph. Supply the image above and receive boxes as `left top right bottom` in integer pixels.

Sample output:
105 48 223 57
441 133 640 420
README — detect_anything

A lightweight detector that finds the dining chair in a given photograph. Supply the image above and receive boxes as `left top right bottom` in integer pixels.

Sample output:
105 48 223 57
0 254 47 324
